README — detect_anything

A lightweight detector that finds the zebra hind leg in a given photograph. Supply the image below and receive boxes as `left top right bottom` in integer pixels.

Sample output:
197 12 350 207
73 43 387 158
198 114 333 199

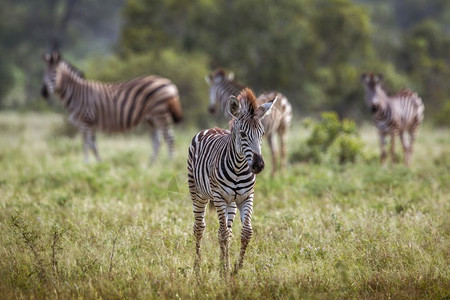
266 134 278 176
399 131 409 167
407 129 417 167
278 125 288 172
149 127 161 164
162 123 175 159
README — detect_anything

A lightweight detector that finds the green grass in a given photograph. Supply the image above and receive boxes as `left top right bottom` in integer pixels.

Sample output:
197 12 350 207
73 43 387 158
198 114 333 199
0 112 449 299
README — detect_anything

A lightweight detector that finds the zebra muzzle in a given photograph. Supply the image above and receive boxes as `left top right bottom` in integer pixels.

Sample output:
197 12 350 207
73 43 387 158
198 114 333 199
41 84 49 100
250 152 265 174
208 105 216 114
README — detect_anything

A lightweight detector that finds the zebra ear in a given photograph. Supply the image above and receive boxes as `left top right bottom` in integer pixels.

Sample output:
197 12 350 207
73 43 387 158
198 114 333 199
227 72 235 81
227 95 241 118
51 51 61 63
361 73 368 82
375 74 383 82
255 97 277 120
205 74 212 84
43 53 51 62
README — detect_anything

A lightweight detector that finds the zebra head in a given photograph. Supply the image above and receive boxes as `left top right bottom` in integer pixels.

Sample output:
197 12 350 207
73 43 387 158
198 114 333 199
41 51 62 99
206 68 235 114
361 73 384 110
228 88 277 174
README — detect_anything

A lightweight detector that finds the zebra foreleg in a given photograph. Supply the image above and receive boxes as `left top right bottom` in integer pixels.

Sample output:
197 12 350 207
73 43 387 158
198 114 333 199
82 128 101 163
214 199 232 275
82 130 90 163
89 130 101 162
379 132 387 166
192 194 208 271
233 197 254 275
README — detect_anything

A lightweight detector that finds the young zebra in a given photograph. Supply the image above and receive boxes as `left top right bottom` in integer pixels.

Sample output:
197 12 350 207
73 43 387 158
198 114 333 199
188 88 276 274
41 51 183 163
361 73 424 167
206 69 292 175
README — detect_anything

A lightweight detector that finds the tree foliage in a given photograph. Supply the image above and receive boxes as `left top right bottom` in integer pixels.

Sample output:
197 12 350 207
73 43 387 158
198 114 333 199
1 0 449 126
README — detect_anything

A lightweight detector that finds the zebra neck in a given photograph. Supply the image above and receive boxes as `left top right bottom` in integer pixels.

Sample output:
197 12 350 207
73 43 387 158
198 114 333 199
367 87 388 115
217 81 244 108
55 67 89 108
372 98 392 124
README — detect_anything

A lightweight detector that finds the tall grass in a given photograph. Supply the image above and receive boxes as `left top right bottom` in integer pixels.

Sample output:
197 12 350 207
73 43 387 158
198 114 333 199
0 112 448 298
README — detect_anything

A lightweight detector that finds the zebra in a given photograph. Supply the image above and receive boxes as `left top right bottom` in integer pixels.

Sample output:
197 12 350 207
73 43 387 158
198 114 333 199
41 51 183 163
361 73 424 167
206 69 292 175
188 88 276 274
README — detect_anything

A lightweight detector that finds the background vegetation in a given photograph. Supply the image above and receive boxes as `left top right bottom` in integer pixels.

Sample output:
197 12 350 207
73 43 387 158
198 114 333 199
0 0 449 125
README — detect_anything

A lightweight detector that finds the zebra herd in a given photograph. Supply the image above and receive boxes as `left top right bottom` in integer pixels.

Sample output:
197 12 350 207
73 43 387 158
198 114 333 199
41 51 424 274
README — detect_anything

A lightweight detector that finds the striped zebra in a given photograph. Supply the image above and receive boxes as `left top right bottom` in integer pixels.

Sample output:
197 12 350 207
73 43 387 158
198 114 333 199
41 51 183 163
206 69 292 175
188 88 276 274
361 73 424 167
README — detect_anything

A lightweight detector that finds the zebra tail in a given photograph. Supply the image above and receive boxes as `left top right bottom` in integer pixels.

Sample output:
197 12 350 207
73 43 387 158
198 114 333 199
169 96 183 123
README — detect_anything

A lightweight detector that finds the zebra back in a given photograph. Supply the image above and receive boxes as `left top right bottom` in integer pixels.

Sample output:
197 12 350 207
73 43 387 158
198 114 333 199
53 63 182 132
256 91 293 137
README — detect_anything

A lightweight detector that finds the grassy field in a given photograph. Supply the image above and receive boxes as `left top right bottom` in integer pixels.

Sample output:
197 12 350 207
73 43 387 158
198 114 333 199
0 112 449 299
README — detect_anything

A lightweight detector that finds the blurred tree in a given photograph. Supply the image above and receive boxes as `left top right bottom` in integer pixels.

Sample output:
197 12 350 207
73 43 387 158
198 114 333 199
120 0 374 117
2 0 449 126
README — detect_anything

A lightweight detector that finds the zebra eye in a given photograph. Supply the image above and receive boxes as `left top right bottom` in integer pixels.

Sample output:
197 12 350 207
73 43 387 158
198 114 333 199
240 132 247 138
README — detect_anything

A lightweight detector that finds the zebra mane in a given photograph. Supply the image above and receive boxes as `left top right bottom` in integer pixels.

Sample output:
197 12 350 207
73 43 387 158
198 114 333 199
238 88 258 113
61 61 85 79
212 68 226 78
228 88 258 129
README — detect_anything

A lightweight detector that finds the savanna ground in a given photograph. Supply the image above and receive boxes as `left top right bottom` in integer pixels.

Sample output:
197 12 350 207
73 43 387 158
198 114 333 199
0 112 449 299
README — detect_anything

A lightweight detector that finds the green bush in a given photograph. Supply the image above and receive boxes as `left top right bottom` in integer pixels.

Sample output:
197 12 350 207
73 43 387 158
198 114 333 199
329 134 364 164
291 111 364 164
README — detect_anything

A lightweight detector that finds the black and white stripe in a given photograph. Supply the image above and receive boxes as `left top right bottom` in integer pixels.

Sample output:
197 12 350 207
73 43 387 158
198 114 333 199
42 51 183 163
188 88 276 274
361 73 424 167
206 69 292 174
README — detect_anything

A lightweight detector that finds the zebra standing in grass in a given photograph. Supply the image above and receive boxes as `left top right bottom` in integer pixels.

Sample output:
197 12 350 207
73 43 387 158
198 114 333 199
361 73 424 167
188 88 276 274
206 69 292 175
41 51 183 163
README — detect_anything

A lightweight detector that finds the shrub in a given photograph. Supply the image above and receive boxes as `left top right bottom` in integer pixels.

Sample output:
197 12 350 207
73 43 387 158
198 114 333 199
291 111 364 164
329 134 364 164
